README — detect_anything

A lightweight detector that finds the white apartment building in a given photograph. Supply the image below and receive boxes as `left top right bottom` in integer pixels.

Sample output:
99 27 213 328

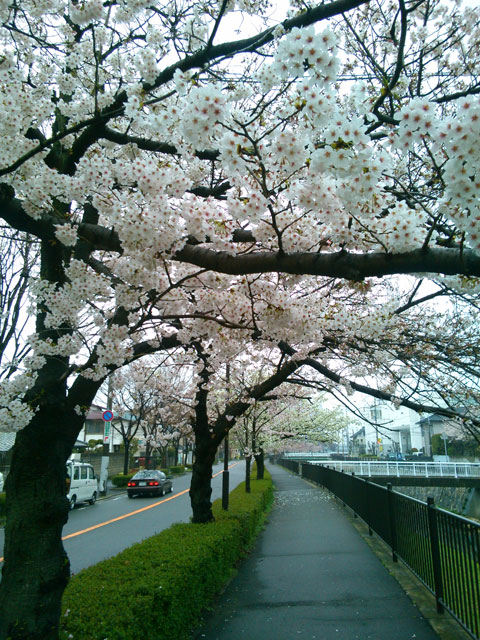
351 399 468 457
352 400 424 456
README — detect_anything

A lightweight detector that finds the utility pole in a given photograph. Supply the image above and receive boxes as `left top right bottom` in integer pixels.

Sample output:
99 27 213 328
100 377 113 496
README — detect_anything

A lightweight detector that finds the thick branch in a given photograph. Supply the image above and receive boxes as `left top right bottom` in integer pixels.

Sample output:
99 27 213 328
101 127 220 162
0 184 54 239
78 221 480 279
176 244 480 279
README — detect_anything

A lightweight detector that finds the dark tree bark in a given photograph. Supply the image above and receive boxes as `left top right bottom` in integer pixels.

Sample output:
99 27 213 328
255 448 265 480
188 349 222 523
160 446 167 469
245 455 252 493
114 417 141 476
0 234 104 639
0 402 84 639
145 441 152 469
123 440 130 475
189 435 218 523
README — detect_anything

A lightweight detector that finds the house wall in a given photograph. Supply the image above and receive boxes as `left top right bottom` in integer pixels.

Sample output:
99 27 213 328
79 451 126 476
358 402 424 456
78 416 123 450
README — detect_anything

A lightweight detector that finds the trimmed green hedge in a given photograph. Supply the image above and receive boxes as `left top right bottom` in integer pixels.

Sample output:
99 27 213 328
0 492 5 517
60 472 273 640
167 465 186 475
111 473 135 487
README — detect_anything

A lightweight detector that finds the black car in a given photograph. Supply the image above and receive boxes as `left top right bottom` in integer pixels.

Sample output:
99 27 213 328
127 470 173 498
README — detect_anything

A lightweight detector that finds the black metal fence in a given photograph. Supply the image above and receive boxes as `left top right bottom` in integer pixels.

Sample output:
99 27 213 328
279 459 480 640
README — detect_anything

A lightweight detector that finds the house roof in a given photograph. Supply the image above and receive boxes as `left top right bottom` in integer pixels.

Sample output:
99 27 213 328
418 413 451 425
86 407 107 420
351 426 365 439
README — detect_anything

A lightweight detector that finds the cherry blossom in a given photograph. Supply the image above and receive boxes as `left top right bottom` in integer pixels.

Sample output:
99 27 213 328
1 0 480 635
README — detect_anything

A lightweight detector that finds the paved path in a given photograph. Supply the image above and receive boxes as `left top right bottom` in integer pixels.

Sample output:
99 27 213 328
193 463 440 640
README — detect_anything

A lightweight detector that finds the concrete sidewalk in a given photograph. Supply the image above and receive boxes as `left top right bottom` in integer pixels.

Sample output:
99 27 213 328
192 463 441 640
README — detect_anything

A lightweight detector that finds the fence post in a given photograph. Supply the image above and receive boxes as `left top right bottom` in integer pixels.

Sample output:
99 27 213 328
365 479 373 536
351 472 358 517
386 483 398 562
427 496 445 614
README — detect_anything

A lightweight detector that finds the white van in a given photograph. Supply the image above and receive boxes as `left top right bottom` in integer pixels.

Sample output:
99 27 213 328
66 460 98 509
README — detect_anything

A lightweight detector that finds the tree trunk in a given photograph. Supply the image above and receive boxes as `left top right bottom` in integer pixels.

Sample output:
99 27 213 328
255 448 265 479
189 436 218 523
145 441 152 469
123 440 130 475
182 438 188 466
0 409 79 639
245 455 252 493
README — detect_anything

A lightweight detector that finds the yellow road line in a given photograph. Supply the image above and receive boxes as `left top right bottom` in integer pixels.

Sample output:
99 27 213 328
62 487 190 540
0 462 240 562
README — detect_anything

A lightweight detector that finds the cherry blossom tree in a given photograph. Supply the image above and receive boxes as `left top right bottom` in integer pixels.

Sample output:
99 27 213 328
1 0 480 637
259 395 351 452
228 363 346 483
233 399 284 487
110 363 158 474
136 359 194 468
187 339 312 521
278 281 480 442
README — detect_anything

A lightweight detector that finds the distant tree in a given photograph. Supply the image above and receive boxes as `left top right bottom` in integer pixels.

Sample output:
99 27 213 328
111 356 194 471
110 368 147 475
0 228 37 380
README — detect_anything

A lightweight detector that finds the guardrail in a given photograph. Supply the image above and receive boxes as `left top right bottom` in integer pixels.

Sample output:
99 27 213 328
282 452 332 458
315 460 480 478
279 458 480 640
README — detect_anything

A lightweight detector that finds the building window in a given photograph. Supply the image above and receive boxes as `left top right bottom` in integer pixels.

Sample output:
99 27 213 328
85 420 101 435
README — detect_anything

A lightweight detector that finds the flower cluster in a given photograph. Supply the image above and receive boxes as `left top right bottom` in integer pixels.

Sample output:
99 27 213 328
55 224 78 247
69 0 105 25
94 324 132 370
134 49 159 84
271 26 339 87
181 86 228 147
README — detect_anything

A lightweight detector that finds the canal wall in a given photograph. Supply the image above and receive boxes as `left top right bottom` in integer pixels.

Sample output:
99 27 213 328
394 485 480 520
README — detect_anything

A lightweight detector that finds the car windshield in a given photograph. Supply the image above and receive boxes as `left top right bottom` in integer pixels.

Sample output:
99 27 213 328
134 470 158 479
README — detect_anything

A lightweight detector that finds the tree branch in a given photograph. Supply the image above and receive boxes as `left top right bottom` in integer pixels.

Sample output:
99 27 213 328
176 244 480 279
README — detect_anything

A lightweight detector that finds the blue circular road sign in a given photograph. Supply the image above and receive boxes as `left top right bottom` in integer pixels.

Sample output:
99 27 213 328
102 410 114 421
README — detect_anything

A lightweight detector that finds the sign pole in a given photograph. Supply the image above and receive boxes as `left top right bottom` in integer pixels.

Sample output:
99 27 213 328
100 408 114 496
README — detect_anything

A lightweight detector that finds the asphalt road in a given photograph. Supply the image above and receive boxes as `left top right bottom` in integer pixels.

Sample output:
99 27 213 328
0 461 245 575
